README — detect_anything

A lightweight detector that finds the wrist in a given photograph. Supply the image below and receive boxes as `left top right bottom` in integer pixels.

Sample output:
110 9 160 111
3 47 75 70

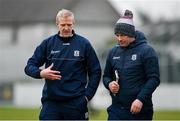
40 69 44 78
108 81 113 90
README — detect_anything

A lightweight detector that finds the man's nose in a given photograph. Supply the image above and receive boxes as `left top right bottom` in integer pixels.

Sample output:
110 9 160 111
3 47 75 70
64 25 69 28
64 26 69 30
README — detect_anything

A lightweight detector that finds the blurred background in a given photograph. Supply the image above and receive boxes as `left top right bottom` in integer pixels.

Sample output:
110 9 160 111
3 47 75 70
0 0 180 120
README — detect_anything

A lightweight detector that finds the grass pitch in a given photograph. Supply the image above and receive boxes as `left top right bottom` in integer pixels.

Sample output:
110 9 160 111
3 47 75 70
0 107 180 120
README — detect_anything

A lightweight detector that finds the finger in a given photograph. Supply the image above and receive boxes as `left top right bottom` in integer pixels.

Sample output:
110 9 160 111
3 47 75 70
113 81 119 86
50 75 61 80
47 73 60 78
135 106 141 113
133 107 138 114
113 88 119 93
114 89 119 93
113 87 118 91
53 75 61 79
51 77 61 80
135 109 140 114
112 85 119 91
112 87 117 92
131 106 140 114
50 70 60 74
112 83 119 88
130 104 134 113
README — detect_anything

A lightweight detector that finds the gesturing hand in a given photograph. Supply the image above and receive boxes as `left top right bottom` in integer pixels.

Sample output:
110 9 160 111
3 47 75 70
130 99 143 114
108 81 119 94
40 64 61 80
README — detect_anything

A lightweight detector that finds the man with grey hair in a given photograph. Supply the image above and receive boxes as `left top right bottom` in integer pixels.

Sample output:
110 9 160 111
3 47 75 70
25 9 101 120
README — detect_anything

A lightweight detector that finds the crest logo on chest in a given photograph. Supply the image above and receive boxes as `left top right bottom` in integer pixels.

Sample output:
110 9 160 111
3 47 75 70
131 54 137 61
74 50 80 57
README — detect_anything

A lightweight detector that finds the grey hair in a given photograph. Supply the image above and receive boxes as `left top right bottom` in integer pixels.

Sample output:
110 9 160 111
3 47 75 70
56 9 75 24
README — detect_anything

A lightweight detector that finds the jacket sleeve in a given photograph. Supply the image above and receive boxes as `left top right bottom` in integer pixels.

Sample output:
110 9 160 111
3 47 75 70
103 50 114 90
137 46 160 103
85 42 101 101
24 40 47 79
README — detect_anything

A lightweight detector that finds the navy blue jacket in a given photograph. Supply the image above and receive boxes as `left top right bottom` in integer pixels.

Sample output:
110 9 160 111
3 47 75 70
103 31 160 109
25 32 101 102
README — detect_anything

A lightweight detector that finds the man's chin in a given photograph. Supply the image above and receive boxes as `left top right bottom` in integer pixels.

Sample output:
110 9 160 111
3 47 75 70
62 36 69 38
61 34 72 38
119 44 127 48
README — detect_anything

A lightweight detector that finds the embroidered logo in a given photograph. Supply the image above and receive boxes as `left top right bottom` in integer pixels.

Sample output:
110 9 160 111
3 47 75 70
50 50 60 54
131 54 137 61
113 56 120 60
74 50 80 57
63 43 70 45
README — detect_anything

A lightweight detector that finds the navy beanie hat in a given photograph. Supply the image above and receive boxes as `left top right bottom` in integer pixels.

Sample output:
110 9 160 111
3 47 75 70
114 10 135 37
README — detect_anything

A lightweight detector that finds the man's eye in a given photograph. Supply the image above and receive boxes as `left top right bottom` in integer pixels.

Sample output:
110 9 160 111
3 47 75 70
67 24 72 27
60 24 65 27
60 24 72 27
120 34 124 36
116 34 120 37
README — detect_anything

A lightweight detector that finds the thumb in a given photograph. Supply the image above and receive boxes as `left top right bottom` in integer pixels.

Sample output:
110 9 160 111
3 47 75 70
113 81 119 86
48 63 54 69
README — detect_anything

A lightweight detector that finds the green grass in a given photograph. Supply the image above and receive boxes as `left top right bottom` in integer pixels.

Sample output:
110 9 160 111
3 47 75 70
0 107 180 120
0 107 40 120
153 110 180 120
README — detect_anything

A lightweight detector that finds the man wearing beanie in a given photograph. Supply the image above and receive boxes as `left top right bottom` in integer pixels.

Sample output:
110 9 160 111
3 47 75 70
103 10 160 120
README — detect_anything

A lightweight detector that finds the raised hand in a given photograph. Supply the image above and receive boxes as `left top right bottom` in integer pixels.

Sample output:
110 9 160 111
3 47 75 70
40 63 61 80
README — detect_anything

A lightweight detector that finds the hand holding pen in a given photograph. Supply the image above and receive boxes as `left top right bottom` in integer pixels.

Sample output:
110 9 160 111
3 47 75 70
108 70 120 96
